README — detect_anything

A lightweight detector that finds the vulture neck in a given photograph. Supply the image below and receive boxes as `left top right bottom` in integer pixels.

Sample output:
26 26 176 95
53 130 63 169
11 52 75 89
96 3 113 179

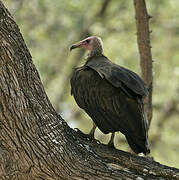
88 46 103 58
88 50 102 58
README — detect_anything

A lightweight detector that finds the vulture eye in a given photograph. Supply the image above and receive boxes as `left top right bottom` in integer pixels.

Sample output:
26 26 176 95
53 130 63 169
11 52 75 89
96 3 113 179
86 39 90 43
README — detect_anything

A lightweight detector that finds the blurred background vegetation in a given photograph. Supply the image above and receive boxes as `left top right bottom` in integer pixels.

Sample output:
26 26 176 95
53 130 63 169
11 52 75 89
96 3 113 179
4 0 179 168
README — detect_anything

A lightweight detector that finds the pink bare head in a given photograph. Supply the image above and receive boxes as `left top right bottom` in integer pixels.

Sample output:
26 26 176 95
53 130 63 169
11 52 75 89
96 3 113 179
70 36 103 57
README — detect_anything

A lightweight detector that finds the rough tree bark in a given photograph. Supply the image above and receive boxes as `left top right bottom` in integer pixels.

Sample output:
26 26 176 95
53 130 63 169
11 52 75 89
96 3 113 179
133 0 153 126
0 1 179 180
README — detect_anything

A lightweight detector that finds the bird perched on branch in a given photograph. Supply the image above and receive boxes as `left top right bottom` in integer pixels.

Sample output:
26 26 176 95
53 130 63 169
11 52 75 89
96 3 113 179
70 36 150 155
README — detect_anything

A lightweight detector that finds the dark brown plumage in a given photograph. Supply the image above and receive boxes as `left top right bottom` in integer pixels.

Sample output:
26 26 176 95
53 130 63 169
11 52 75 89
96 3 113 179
70 36 150 154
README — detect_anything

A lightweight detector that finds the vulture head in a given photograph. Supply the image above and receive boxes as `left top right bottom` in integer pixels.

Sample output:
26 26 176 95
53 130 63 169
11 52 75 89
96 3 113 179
70 36 103 57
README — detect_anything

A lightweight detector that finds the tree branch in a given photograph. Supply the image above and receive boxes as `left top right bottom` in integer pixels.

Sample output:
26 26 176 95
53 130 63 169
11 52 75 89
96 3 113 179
133 0 153 126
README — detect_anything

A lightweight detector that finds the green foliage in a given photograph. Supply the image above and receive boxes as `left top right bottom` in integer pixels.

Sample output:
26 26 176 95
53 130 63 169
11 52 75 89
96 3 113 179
5 0 179 168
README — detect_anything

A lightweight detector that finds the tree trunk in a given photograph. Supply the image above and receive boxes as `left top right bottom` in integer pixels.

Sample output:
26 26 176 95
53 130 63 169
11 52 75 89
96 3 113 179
0 1 179 180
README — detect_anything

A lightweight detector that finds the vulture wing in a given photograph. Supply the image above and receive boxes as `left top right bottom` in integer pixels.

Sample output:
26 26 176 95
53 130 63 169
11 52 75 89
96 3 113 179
86 55 148 98
71 60 150 154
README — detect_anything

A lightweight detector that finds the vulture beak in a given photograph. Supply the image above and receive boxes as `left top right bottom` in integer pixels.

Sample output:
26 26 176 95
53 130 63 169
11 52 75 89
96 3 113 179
70 44 78 51
70 41 84 51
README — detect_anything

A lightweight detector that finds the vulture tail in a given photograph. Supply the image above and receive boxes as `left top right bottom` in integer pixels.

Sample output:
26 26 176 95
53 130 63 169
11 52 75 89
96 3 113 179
125 135 150 155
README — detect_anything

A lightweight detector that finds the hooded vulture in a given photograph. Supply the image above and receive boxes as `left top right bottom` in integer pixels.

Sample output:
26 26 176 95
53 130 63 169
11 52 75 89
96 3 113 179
70 36 150 155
